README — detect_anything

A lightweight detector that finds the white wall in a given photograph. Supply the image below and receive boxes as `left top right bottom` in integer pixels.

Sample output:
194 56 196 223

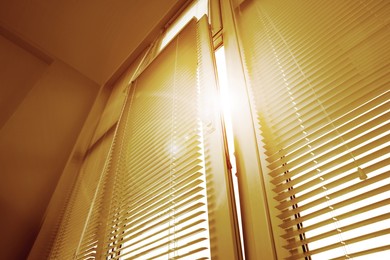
0 36 99 259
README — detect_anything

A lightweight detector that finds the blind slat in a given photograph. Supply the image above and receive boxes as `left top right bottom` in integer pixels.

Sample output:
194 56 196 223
120 227 208 259
274 136 387 201
330 245 390 260
279 183 390 229
285 213 390 250
282 198 390 240
119 215 207 251
276 155 389 212
278 167 390 219
266 99 389 167
288 229 390 260
263 85 389 156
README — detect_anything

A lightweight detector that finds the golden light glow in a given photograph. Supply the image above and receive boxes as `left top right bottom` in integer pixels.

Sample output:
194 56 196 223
215 47 236 173
215 46 246 259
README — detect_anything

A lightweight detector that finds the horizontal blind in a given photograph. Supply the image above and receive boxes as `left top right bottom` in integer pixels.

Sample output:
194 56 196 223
47 16 239 259
102 18 212 260
48 127 115 259
235 0 390 259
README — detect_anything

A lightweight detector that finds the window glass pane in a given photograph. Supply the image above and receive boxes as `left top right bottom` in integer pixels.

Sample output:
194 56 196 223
160 0 208 50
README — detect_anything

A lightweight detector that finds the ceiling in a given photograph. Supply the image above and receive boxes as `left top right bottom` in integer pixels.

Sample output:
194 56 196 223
0 0 187 85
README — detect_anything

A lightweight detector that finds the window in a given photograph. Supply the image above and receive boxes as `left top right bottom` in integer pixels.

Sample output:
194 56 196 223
45 11 241 260
232 0 390 259
29 0 390 259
